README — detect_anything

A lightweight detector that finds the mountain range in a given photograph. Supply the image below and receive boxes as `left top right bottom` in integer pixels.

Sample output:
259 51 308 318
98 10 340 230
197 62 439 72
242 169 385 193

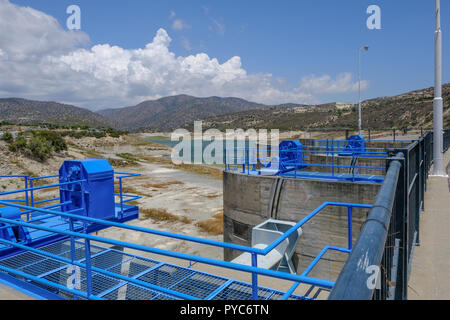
97 95 296 131
0 98 112 128
0 84 449 132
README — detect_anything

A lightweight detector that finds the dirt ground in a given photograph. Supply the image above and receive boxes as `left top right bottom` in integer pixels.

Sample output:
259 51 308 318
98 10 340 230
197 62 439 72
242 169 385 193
0 133 224 260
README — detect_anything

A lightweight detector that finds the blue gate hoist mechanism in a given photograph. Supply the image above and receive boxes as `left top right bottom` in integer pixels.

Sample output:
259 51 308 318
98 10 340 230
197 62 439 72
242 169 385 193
338 135 367 156
260 140 307 176
0 159 139 257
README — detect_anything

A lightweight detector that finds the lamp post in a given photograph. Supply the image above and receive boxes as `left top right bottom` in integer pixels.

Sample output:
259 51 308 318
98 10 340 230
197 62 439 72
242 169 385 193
358 46 369 136
432 0 445 176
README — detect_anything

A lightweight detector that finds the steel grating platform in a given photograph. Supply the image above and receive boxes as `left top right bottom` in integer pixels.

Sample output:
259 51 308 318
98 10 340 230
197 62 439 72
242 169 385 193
0 239 309 300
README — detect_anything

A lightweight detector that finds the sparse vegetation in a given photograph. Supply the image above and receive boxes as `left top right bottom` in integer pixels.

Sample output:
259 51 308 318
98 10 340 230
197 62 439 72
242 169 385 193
196 212 224 235
59 127 128 139
108 157 138 167
204 193 220 199
141 208 192 224
199 84 450 132
1 132 13 143
175 164 223 180
27 137 52 161
114 182 152 198
140 155 223 180
144 181 184 189
6 130 67 161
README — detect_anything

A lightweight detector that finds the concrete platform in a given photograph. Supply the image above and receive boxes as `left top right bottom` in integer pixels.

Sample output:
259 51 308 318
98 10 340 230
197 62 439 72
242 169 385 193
409 149 450 300
0 283 35 300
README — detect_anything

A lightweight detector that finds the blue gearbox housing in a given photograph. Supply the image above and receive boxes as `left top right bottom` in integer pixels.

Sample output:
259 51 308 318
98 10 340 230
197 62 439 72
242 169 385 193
59 159 115 220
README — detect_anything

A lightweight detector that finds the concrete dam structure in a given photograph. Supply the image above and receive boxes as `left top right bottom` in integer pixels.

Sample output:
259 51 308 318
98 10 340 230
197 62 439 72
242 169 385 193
223 170 380 280
0 131 447 300
223 138 409 281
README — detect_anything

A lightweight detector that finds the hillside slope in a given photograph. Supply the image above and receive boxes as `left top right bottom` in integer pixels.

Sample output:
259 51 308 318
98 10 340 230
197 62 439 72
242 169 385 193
98 94 304 131
200 84 450 131
2 84 448 132
0 98 112 128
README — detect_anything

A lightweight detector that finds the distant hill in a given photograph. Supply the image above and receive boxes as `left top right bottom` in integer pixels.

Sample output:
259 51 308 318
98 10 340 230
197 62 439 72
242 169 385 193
199 84 450 131
98 94 305 131
0 98 112 128
1 84 448 132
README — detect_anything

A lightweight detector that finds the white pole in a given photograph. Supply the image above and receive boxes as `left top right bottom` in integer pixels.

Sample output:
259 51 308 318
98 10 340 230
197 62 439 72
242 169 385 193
358 46 368 137
358 48 362 136
432 0 445 176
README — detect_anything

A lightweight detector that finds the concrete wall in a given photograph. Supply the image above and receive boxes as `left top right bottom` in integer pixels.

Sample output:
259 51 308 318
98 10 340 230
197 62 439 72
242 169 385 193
223 171 381 281
298 138 409 150
304 154 386 175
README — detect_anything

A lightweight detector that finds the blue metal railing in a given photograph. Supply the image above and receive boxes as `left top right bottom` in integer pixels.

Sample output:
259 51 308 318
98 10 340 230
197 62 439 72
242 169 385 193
29 175 59 208
0 175 30 207
0 198 371 300
312 139 414 150
224 145 387 183
0 171 141 222
329 129 450 300
115 172 142 218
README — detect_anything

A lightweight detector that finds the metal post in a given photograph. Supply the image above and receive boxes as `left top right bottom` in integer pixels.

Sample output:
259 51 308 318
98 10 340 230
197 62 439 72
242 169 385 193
119 177 124 219
84 228 93 298
432 0 446 176
348 207 353 250
24 176 29 220
332 143 335 177
30 179 34 208
358 46 369 136
68 217 78 300
251 253 258 300
24 176 29 207
358 48 361 136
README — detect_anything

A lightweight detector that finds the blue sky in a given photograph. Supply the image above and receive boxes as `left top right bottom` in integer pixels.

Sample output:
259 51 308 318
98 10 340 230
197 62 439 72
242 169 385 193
2 0 449 109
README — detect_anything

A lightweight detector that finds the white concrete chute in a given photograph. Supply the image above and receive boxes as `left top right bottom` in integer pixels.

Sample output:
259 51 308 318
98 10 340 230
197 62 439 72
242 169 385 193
231 219 302 274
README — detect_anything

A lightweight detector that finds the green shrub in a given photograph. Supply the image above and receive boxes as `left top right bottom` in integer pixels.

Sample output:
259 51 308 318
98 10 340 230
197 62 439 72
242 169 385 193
93 131 106 139
27 137 52 161
7 130 66 161
8 136 27 152
34 131 67 152
1 132 13 143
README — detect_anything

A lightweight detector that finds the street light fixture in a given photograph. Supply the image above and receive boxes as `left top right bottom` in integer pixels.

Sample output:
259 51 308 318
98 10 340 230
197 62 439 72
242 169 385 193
358 46 369 136
432 0 445 176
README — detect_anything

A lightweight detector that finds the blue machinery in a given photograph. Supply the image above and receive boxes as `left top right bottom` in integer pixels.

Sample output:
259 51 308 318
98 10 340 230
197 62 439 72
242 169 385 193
0 158 375 300
338 135 366 156
225 136 414 184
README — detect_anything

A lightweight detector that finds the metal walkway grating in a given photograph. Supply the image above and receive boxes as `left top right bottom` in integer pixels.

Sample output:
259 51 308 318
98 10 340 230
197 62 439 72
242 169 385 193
0 239 308 300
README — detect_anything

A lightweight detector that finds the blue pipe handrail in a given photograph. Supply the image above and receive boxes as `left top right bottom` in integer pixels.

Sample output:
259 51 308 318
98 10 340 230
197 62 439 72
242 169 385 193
224 145 388 181
0 199 371 300
0 199 370 257
0 171 143 221
0 211 335 293
114 172 142 217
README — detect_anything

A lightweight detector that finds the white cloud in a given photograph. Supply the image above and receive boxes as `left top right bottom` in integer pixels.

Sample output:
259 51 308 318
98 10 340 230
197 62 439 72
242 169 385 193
211 18 225 36
299 73 369 94
0 0 88 61
181 37 192 51
0 0 367 110
172 19 190 31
